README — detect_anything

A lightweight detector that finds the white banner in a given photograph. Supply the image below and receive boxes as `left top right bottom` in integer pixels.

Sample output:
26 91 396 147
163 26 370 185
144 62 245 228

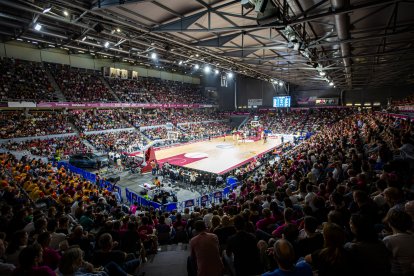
248 99 263 107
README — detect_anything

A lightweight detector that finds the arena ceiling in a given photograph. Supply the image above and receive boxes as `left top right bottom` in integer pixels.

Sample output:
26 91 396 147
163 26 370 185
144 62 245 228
0 0 413 90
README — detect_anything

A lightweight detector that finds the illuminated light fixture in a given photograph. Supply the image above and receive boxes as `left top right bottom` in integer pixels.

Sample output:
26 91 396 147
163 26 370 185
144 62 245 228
178 60 183 65
214 69 219 75
81 36 86 41
34 23 42 31
104 41 110 48
227 72 233 78
63 10 69 17
278 81 283 86
329 81 334 86
319 71 326 76
116 28 121 33
194 64 200 70
204 65 211 73
196 54 199 57
151 52 157 59
42 6 52 14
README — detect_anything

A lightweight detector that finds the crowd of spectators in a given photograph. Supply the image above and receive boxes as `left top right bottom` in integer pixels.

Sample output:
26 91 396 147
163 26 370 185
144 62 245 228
71 110 131 132
391 94 414 106
0 152 141 276
50 64 116 102
2 136 89 159
106 78 154 103
0 58 57 102
86 131 147 154
180 122 231 141
0 111 73 139
122 110 169 128
136 77 207 104
0 109 413 276
167 109 227 124
141 127 171 141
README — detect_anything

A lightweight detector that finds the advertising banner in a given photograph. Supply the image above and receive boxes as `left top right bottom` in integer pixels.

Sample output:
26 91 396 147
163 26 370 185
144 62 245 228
36 102 216 109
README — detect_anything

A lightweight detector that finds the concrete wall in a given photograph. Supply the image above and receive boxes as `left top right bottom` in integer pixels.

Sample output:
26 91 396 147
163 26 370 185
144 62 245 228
201 73 236 111
236 75 288 108
343 86 413 106
0 41 200 85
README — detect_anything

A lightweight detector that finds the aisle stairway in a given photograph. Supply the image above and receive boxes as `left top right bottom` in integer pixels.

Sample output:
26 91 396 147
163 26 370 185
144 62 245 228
139 243 189 276
100 76 121 102
45 67 66 101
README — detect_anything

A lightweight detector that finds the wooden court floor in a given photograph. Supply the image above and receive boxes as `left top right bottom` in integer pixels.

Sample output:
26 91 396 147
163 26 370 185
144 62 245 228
155 136 281 174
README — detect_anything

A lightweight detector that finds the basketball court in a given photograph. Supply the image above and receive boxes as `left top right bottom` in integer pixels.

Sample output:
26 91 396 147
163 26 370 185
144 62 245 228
154 136 282 175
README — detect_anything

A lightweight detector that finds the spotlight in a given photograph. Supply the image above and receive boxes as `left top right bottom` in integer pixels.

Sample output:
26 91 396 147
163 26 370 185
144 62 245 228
214 69 219 75
42 6 52 14
151 52 157 60
178 61 183 65
116 28 121 33
63 10 69 17
227 72 233 78
204 66 211 73
329 81 334 86
34 23 42 31
104 41 110 48
278 81 283 86
319 71 326 76
194 64 199 70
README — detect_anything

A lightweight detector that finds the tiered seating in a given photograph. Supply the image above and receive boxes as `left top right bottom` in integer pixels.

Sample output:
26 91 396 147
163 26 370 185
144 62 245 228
106 78 153 102
392 94 414 106
0 111 73 139
122 109 169 127
141 126 173 140
166 109 227 124
0 58 56 101
86 131 146 154
70 110 131 132
134 77 207 104
3 136 89 158
180 122 231 140
0 110 413 276
50 64 116 102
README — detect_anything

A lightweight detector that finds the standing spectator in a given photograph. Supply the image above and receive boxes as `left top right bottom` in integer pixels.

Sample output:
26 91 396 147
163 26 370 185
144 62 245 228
225 215 263 276
150 160 157 176
188 220 223 276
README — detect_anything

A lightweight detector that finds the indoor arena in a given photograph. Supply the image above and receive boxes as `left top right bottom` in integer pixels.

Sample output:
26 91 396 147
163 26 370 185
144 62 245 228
0 1 413 276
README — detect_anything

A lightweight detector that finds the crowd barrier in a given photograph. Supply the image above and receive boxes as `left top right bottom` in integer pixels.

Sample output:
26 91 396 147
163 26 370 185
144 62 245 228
124 178 241 212
57 162 122 201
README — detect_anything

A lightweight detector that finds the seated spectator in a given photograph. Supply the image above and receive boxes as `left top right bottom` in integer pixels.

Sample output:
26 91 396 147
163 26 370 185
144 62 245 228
305 223 352 276
0 238 15 276
345 214 390 276
57 247 107 276
92 233 140 275
12 244 55 276
263 239 313 276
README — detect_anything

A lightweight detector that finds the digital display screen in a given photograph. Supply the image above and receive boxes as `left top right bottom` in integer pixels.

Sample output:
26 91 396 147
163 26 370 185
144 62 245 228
273 96 291 107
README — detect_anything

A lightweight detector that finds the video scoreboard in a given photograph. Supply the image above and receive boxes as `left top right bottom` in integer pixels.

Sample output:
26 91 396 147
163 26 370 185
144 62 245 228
273 96 291 107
